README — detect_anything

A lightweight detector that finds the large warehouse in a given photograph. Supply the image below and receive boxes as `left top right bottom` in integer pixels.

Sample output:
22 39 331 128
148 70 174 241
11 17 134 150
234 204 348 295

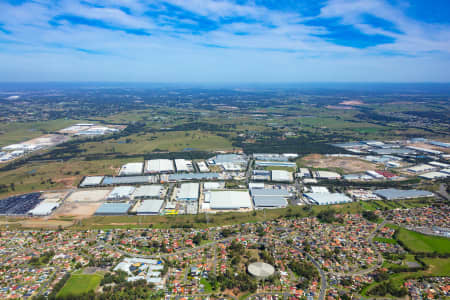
95 203 131 215
133 185 164 199
102 176 156 185
206 190 252 210
250 188 290 209
271 170 293 182
174 159 194 172
374 188 434 200
145 159 175 174
136 200 164 215
119 162 144 176
177 183 199 201
303 193 352 205
80 176 104 187
107 186 135 201
28 202 60 216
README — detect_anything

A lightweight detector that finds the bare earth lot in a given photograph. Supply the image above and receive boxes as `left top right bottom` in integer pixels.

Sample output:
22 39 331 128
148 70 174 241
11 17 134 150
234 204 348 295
300 154 379 173
66 189 111 202
54 202 102 219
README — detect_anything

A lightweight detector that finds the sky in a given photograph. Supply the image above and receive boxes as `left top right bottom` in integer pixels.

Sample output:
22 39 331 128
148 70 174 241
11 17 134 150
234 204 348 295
0 0 449 82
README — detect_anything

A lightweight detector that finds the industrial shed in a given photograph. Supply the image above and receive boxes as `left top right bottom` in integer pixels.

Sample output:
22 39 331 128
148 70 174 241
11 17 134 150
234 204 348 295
207 190 252 210
119 162 144 176
374 188 434 200
168 173 220 182
177 183 199 201
133 185 163 199
271 170 293 182
174 159 194 172
95 203 131 215
145 159 175 174
80 176 104 187
253 196 287 208
250 188 290 197
304 193 352 205
107 186 135 201
136 200 164 215
28 202 60 216
102 176 155 185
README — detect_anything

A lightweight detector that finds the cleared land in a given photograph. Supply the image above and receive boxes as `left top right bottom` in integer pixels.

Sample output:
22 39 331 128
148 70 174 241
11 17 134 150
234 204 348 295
298 154 379 174
54 202 103 219
57 273 103 298
66 190 111 203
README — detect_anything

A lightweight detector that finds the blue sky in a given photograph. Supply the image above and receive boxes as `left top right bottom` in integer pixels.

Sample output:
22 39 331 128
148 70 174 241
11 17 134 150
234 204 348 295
0 0 449 82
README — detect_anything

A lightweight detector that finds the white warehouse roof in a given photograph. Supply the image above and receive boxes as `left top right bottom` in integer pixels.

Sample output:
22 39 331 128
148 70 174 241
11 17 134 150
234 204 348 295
80 176 104 187
136 200 164 215
107 186 135 200
208 190 252 210
174 159 194 172
145 159 174 173
177 183 199 201
28 202 60 216
133 185 163 198
119 162 143 176
271 170 293 182
304 193 352 205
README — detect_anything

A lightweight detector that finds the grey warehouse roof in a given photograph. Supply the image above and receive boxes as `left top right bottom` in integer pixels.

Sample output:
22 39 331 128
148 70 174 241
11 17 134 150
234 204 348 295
250 188 290 197
374 188 434 200
253 196 287 208
95 203 131 215
136 200 164 214
102 176 153 185
168 173 220 181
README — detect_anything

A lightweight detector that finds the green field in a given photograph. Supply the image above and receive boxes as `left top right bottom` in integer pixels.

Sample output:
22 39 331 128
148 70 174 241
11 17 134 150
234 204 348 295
57 273 103 297
0 119 81 147
396 228 450 254
373 237 397 244
80 130 235 154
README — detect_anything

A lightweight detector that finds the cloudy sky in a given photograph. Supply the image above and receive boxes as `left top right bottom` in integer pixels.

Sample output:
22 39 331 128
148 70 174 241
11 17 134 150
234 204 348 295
0 0 449 82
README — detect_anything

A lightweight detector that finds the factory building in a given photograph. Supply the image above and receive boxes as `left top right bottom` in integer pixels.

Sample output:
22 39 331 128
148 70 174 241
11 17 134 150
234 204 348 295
107 186 135 201
196 161 210 172
254 161 296 168
133 185 163 199
136 200 164 215
28 202 60 216
374 188 434 200
419 172 448 180
253 153 288 161
174 159 194 172
95 203 131 215
119 162 144 176
271 170 293 183
168 173 220 182
407 164 437 174
177 183 199 201
206 190 252 210
303 193 352 205
313 171 341 180
80 176 104 187
145 159 175 174
102 176 156 185
204 182 225 190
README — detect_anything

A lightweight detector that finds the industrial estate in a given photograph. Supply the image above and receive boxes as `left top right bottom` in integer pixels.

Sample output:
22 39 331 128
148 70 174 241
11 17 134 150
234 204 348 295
0 84 449 300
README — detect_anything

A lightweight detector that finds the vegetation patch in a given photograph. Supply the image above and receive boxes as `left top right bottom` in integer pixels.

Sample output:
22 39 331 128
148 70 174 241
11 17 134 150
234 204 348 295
57 273 103 298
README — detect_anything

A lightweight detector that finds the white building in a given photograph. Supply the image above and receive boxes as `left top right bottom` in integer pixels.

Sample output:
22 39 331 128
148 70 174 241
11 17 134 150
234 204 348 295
145 159 175 174
177 183 199 201
175 159 194 172
107 186 135 201
133 185 163 199
271 170 293 182
119 162 144 176
206 190 252 210
196 161 210 172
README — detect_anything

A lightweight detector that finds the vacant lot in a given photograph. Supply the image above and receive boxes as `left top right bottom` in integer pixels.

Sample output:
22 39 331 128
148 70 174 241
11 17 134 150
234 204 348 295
299 154 379 174
397 228 450 254
66 189 111 203
54 202 102 219
57 273 103 298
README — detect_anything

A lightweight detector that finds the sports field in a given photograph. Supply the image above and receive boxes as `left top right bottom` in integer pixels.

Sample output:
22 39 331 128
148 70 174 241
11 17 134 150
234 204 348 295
396 228 450 254
57 273 103 298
